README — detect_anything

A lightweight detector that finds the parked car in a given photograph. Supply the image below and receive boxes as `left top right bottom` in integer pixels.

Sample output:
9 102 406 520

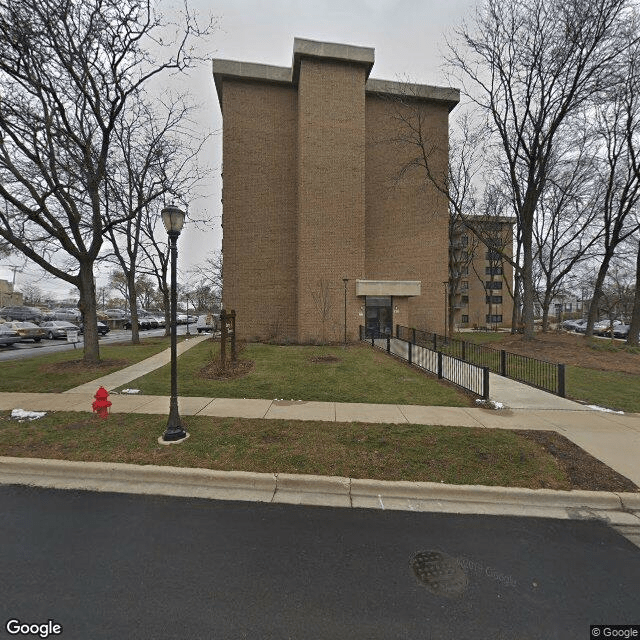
78 321 110 336
4 321 46 342
104 308 125 319
573 319 589 333
613 324 631 339
123 316 151 330
40 321 80 339
0 324 21 347
196 314 218 333
0 306 43 323
593 319 623 336
51 308 81 322
562 319 581 331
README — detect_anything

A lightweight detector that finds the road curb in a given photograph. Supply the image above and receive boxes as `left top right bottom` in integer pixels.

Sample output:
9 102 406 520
1 456 638 524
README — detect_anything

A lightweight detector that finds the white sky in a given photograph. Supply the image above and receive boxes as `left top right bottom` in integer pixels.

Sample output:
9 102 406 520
0 0 477 302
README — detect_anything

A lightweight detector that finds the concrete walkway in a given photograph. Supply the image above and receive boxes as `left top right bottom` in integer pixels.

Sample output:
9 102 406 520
64 333 210 394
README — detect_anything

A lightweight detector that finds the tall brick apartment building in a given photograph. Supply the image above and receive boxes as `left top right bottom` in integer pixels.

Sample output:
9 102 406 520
212 39 459 343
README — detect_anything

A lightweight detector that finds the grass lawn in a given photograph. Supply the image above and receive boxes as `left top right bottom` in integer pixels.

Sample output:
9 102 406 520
567 366 640 413
0 337 177 393
113 341 473 406
0 411 571 489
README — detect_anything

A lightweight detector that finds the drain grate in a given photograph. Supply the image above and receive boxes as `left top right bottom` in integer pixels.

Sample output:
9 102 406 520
411 550 468 597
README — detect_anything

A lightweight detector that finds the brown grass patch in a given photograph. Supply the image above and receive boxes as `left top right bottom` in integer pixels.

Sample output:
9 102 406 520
518 429 637 492
198 359 255 380
470 331 640 375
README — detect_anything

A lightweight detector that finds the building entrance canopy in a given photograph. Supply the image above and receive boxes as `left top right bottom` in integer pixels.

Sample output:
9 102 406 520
355 280 421 297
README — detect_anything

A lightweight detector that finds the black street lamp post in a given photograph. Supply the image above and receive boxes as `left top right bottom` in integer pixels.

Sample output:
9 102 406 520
160 204 188 444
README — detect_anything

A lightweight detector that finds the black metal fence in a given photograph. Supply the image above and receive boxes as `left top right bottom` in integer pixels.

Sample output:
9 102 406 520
360 326 489 399
396 325 565 397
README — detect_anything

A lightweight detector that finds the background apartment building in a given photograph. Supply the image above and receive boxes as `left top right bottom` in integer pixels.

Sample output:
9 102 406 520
450 217 515 330
0 279 23 307
213 38 459 343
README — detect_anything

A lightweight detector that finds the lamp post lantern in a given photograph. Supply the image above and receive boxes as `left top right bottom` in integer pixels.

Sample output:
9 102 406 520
160 204 188 444
342 278 349 348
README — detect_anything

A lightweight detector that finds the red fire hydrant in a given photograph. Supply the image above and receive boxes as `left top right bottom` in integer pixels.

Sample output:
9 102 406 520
92 386 112 418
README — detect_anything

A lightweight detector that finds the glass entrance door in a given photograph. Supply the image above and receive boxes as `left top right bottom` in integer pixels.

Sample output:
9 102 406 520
365 296 392 337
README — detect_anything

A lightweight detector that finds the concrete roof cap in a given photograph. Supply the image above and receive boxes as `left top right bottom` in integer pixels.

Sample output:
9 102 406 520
292 38 375 84
366 78 460 111
211 59 293 107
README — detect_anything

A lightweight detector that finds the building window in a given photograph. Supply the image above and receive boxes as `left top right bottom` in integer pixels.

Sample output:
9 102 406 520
461 315 469 323
485 266 503 275
485 295 503 304
460 281 469 290
461 295 469 305
485 250 501 261
564 302 572 312
485 281 502 290
461 266 468 276
486 314 503 323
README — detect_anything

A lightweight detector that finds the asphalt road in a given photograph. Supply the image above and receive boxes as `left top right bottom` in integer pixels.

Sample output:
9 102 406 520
0 485 638 640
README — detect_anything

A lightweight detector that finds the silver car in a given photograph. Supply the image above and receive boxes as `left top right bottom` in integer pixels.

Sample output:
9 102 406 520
0 323 21 347
40 321 80 339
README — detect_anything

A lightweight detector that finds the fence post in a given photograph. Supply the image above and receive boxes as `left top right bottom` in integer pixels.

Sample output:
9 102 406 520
433 333 437 351
500 349 506 377
437 351 443 379
483 366 490 399
558 363 566 397
386 335 390 353
408 341 412 365
371 334 374 347
396 324 400 338
412 327 416 344
462 340 466 361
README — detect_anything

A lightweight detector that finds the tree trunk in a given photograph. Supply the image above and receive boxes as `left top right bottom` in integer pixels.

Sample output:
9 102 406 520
627 241 640 346
521 225 535 339
77 262 100 364
585 252 613 338
127 272 140 345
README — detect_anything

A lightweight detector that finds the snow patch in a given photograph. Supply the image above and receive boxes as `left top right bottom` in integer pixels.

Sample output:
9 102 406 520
475 399 505 410
120 389 140 394
586 404 624 414
11 409 47 421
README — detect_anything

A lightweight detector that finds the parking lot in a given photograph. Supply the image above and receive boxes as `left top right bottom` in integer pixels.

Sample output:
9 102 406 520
0 325 199 362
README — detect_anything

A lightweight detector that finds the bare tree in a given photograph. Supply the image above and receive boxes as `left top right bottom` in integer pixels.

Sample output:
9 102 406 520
532 130 604 331
104 92 210 344
447 0 632 339
0 0 214 362
584 31 640 338
310 279 336 344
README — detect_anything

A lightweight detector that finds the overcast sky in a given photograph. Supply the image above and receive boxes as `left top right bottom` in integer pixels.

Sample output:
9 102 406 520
1 0 477 302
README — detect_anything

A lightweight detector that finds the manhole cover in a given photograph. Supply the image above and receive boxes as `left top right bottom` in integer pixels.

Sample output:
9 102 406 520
410 550 468 597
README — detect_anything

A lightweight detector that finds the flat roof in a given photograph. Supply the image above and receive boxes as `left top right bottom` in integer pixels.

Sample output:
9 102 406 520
212 38 459 111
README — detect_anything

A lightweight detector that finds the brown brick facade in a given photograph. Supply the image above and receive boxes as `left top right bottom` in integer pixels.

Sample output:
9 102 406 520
214 39 458 342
